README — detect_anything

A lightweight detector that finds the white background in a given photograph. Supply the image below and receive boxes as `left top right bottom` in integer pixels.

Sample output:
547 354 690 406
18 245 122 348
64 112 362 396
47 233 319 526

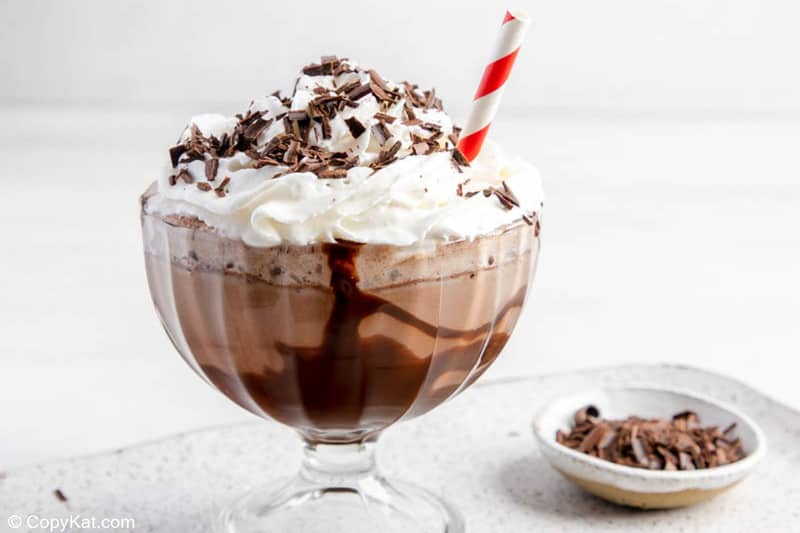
3 1 800 114
1 0 798 470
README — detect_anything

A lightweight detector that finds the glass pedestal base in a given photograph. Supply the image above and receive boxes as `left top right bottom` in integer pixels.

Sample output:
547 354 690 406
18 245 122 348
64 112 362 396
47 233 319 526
215 442 464 533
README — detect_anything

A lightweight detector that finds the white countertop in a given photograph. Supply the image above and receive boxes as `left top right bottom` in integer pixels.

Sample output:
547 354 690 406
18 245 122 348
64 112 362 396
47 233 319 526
2 108 799 471
3 366 797 532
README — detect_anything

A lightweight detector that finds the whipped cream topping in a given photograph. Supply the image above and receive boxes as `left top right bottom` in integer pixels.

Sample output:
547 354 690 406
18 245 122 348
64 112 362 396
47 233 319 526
145 57 543 247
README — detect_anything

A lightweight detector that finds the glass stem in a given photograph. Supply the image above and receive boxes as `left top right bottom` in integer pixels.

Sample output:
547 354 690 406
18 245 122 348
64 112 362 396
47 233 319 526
299 440 379 487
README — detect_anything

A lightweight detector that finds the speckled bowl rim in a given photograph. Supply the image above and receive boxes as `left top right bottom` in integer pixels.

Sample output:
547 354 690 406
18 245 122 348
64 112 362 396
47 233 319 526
532 386 767 489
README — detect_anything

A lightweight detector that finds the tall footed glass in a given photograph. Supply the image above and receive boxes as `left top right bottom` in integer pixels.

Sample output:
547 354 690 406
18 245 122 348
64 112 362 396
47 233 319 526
142 206 540 532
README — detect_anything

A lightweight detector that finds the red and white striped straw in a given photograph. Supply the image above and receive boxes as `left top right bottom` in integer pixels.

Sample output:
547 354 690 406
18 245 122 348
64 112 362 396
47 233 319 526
457 10 531 162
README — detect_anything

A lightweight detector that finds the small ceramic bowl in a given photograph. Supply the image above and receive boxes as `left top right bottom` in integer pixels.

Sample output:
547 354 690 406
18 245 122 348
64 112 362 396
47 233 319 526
532 387 767 509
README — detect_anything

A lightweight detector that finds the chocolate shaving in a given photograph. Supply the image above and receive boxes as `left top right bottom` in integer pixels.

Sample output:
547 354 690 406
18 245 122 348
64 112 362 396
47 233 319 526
374 112 396 124
302 55 347 77
488 185 520 210
370 140 401 171
428 129 443 140
452 148 470 168
556 406 746 471
283 140 300 165
54 489 68 503
205 158 219 181
243 117 272 141
215 177 231 197
403 102 417 121
347 83 372 101
369 82 392 103
423 88 443 111
196 182 212 192
423 88 437 110
302 63 324 76
495 190 515 209
345 117 366 138
308 93 347 120
169 144 186 168
175 168 194 184
332 58 354 76
382 140 401 159
368 69 400 104
577 426 606 453
371 122 391 146
318 168 348 179
402 82 424 107
337 80 361 95
369 69 391 93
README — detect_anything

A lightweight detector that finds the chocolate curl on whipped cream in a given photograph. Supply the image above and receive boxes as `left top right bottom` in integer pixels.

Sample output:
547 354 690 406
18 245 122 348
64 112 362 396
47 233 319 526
154 56 544 247
167 56 460 181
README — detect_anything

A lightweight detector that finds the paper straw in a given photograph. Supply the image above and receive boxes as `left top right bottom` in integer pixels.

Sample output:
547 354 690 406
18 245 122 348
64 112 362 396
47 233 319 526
458 10 531 162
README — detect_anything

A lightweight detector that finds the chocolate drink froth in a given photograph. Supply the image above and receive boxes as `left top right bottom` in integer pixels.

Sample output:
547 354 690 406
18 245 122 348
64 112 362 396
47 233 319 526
143 210 538 444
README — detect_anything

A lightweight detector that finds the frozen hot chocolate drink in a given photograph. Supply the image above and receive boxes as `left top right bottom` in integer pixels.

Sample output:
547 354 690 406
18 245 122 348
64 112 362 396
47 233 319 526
141 56 542 532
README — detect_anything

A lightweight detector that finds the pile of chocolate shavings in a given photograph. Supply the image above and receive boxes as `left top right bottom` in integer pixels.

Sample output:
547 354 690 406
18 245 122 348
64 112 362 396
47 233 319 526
167 56 469 189
301 55 355 77
556 405 746 470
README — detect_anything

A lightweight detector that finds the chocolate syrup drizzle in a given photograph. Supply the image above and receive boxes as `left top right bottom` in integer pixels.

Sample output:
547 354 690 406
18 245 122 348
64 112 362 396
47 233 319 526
286 244 524 434
199 243 527 443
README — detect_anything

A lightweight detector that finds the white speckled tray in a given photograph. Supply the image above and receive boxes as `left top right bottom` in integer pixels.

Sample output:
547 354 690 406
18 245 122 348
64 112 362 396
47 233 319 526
2 365 798 532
